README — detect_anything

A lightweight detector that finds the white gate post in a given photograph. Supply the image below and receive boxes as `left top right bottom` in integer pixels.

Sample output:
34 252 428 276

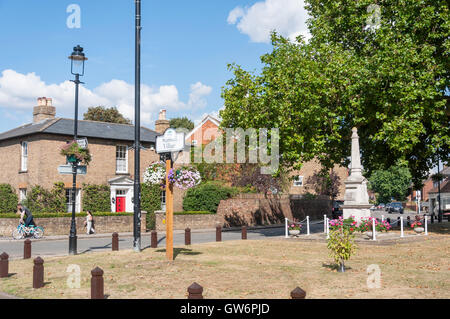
307 216 310 236
323 215 327 233
425 215 428 236
326 218 330 239
400 216 404 238
381 215 384 223
372 217 377 241
285 218 288 238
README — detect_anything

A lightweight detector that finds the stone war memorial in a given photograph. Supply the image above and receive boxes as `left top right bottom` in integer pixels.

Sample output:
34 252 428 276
342 127 372 222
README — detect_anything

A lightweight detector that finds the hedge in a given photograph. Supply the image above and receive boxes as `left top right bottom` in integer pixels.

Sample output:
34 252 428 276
183 182 238 214
141 183 162 230
0 184 18 214
82 184 111 212
23 183 66 213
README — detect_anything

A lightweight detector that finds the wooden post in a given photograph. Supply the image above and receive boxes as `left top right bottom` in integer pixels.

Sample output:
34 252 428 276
291 287 306 299
185 228 191 245
187 282 203 299
91 267 104 299
112 233 119 251
216 225 222 242
33 257 44 289
166 159 174 261
242 226 247 240
0 252 9 278
24 239 31 259
151 231 158 248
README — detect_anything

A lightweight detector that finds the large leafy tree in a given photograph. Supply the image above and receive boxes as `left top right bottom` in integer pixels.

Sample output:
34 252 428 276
170 117 194 131
368 164 412 204
220 0 449 188
83 106 132 124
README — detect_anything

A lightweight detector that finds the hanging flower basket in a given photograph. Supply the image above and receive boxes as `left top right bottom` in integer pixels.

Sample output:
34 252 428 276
60 140 92 165
168 167 201 190
143 161 166 186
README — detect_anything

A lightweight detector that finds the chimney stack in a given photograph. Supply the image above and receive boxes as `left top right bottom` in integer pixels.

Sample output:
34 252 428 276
155 109 170 134
33 97 55 123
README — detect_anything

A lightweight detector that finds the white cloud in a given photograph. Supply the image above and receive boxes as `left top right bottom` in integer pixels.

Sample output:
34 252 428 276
0 69 212 125
227 0 310 43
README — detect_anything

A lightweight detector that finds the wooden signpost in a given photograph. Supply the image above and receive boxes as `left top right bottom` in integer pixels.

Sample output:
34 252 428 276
156 128 185 261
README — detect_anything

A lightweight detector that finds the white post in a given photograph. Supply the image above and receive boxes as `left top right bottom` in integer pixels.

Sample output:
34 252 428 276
400 216 404 238
326 218 330 239
307 216 310 236
372 218 376 241
425 215 428 236
324 215 327 233
381 215 384 222
285 218 289 238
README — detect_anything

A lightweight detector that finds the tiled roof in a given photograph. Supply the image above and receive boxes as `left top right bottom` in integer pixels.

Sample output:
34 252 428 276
428 179 450 194
0 118 160 143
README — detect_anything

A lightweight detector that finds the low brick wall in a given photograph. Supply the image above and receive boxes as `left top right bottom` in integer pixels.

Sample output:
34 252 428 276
154 211 222 231
153 194 332 230
0 212 147 237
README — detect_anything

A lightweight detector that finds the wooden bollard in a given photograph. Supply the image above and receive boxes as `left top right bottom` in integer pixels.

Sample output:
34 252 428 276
151 231 158 248
112 233 119 251
33 257 44 289
188 282 203 299
291 287 306 299
185 228 191 246
91 267 104 299
242 226 247 240
0 252 9 278
24 239 31 259
216 225 222 242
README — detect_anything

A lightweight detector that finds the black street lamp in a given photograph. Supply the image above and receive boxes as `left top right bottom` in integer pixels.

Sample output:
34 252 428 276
68 45 87 255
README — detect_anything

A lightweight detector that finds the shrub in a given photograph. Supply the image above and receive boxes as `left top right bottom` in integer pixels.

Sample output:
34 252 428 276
183 182 238 214
329 216 358 234
141 183 162 230
0 184 18 214
327 228 357 270
23 182 66 213
82 184 111 212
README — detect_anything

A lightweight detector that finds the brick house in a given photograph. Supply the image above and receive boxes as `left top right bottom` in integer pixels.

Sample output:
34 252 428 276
0 97 162 213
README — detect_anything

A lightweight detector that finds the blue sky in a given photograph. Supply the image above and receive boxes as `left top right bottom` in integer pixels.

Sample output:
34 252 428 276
0 0 310 131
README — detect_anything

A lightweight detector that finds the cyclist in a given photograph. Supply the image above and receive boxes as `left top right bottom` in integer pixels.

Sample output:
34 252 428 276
17 203 35 228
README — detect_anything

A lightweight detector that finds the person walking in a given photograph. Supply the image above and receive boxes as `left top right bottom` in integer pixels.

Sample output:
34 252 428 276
84 211 95 235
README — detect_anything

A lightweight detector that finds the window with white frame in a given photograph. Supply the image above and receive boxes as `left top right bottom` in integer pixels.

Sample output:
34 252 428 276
21 142 28 171
65 189 81 213
19 189 27 202
293 176 304 187
116 145 128 173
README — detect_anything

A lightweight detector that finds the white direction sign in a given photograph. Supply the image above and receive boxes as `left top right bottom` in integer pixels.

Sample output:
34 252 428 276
76 138 88 149
58 165 87 175
156 128 185 154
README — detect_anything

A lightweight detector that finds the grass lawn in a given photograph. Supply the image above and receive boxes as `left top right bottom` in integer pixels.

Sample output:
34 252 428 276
1 224 449 299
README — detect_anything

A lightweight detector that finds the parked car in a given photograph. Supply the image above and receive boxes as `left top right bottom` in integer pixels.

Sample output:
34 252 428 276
388 202 404 214
332 200 344 219
385 203 392 212
377 203 386 210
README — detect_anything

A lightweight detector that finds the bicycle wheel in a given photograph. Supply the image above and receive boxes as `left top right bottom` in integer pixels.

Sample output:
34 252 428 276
33 227 44 239
12 228 24 240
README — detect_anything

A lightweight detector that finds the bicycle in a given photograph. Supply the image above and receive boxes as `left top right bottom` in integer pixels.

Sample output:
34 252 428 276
12 223 44 240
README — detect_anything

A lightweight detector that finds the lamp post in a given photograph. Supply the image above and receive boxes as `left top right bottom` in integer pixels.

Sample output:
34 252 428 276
133 0 142 252
68 45 87 255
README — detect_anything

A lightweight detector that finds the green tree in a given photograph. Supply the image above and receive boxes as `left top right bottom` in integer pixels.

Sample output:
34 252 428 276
0 184 18 213
170 117 194 131
368 164 412 204
141 183 162 230
220 0 449 188
83 106 132 124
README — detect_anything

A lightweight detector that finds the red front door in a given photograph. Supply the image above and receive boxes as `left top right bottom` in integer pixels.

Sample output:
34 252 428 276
116 197 126 212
